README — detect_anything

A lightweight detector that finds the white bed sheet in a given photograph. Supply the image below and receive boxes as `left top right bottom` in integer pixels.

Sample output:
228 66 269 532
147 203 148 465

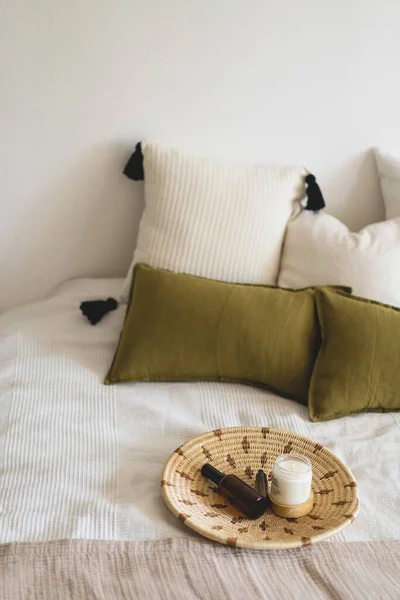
0 279 399 544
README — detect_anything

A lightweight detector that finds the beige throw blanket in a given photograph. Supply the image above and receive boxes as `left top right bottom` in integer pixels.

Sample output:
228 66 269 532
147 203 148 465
0 538 398 599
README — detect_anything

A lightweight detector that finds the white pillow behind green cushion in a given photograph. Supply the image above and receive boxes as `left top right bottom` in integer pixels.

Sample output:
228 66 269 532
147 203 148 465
375 149 400 220
278 209 400 308
121 140 307 301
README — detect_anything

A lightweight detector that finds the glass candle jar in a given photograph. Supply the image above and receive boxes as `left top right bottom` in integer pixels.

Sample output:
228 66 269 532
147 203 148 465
270 454 312 506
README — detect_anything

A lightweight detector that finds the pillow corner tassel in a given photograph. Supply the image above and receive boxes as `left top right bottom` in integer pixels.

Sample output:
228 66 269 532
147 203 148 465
123 142 144 181
80 298 118 325
304 174 325 211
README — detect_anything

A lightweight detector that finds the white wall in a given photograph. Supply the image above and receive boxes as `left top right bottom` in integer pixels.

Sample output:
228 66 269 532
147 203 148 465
1 0 400 312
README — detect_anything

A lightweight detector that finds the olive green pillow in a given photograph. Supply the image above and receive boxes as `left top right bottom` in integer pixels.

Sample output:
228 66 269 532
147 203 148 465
106 264 350 404
105 264 346 404
309 288 400 421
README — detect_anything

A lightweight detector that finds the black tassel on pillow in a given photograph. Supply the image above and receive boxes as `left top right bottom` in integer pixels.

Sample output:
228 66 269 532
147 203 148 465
80 298 118 325
123 142 144 181
304 174 325 211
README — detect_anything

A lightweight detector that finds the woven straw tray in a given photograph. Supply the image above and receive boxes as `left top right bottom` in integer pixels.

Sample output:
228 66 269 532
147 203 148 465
162 426 359 550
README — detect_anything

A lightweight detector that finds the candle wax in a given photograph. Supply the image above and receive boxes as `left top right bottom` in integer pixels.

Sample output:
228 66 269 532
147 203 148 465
270 454 312 506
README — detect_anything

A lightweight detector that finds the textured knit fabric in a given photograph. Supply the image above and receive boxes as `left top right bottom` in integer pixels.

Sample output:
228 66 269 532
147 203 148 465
309 289 400 421
1 279 400 544
0 538 398 600
107 264 349 405
278 209 400 308
121 140 307 301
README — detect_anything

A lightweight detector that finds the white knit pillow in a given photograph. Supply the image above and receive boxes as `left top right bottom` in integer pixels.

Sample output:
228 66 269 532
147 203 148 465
375 149 400 219
121 140 306 301
278 210 400 308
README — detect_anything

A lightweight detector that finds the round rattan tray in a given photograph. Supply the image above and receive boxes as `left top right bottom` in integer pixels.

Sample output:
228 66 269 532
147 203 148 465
162 426 359 550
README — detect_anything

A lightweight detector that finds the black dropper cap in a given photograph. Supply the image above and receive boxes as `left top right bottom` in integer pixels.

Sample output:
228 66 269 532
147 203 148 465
201 463 224 485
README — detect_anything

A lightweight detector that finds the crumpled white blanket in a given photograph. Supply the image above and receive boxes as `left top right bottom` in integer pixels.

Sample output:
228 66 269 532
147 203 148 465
0 279 399 543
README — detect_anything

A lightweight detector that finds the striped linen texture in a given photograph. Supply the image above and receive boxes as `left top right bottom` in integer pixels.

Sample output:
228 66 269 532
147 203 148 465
121 140 307 300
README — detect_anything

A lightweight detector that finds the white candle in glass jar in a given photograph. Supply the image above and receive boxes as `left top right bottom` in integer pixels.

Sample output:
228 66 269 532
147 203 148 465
270 454 312 506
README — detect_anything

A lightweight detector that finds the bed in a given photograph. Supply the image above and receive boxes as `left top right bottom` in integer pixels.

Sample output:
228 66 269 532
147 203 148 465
0 277 399 598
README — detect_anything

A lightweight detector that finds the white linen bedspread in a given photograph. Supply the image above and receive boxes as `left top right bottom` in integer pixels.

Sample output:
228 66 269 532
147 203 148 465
0 279 399 543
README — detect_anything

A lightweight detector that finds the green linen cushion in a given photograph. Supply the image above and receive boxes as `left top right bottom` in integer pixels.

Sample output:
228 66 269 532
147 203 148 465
309 288 400 421
106 264 349 404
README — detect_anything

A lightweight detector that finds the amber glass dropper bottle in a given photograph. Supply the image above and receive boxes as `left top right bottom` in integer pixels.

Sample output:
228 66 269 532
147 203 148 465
201 464 268 519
